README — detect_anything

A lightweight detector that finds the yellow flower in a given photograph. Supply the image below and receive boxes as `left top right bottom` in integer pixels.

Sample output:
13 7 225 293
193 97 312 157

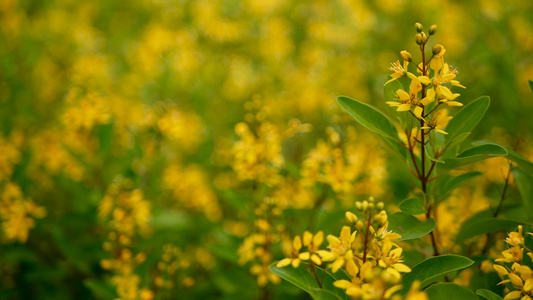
378 240 411 280
385 60 409 85
322 226 358 273
421 109 453 134
496 246 523 263
277 236 303 268
299 231 324 265
506 226 525 248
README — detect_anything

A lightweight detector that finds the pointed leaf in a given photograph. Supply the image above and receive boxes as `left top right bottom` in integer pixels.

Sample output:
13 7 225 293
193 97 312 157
442 132 470 158
434 172 482 201
398 197 426 215
269 263 346 300
425 283 477 300
337 96 398 141
507 148 533 175
402 254 474 292
445 96 490 143
439 143 507 171
387 212 436 241
456 218 524 242
476 289 503 300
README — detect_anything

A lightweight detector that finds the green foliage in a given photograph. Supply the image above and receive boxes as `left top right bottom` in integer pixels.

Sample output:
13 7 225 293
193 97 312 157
398 197 426 215
513 168 533 220
336 96 398 141
476 289 504 300
456 218 525 242
269 264 347 300
425 283 478 300
445 96 490 143
402 255 474 292
387 212 436 241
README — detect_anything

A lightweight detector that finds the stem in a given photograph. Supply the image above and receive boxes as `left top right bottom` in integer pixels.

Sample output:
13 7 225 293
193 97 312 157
309 262 323 288
362 212 373 263
420 41 440 257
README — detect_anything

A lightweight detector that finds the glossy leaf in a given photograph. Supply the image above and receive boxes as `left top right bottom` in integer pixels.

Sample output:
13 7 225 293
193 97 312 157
425 283 477 300
507 148 533 175
337 96 398 141
387 212 436 241
456 218 524 242
442 132 471 157
445 96 490 143
439 143 507 170
476 289 503 300
513 168 533 220
402 255 474 291
433 172 482 201
269 263 346 300
398 197 426 215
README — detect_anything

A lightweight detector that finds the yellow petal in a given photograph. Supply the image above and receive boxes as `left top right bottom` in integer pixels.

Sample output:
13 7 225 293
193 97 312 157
332 258 345 273
397 104 412 112
413 106 424 119
418 76 432 85
333 279 353 289
276 258 292 268
446 101 463 107
504 291 522 300
292 258 301 268
299 252 310 260
441 73 456 82
310 254 322 265
393 263 412 273
395 89 410 101
293 236 302 251
313 231 324 246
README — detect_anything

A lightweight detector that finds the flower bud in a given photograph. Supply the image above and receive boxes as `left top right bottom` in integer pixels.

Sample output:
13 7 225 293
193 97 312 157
415 33 424 45
355 201 362 211
429 25 437 35
368 203 375 210
376 202 384 210
400 50 412 61
356 221 365 230
362 200 369 211
415 22 423 33
345 211 358 224
432 44 444 55
368 196 375 203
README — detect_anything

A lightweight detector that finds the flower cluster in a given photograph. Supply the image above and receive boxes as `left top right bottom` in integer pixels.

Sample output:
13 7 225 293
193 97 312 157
99 177 153 300
386 24 465 135
494 226 533 300
277 197 420 299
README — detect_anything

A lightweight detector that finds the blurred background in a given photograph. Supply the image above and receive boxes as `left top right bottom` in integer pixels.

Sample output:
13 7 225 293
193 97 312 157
1 0 532 299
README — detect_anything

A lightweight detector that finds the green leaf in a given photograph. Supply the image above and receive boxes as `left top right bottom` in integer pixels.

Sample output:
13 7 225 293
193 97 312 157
425 283 477 300
456 218 524 242
269 263 346 300
512 168 533 220
445 96 490 143
507 148 533 175
439 143 507 170
476 289 504 300
443 132 470 157
433 172 482 201
398 197 426 215
387 212 436 241
529 80 533 94
402 254 474 291
337 96 398 141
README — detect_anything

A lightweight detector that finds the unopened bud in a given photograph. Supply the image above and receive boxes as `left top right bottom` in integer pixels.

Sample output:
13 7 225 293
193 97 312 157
356 221 365 230
368 203 375 210
432 44 444 55
415 23 423 33
362 200 369 211
377 202 384 210
345 211 358 224
368 196 375 203
429 25 437 35
415 33 424 45
355 201 362 211
400 50 412 61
